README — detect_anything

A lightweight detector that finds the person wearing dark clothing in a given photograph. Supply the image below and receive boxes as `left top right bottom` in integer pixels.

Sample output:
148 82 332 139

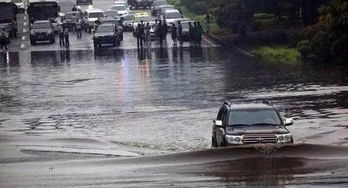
76 20 82 38
0 30 7 50
188 22 193 43
157 22 164 47
177 21 183 45
162 21 168 37
72 5 77 11
58 25 65 46
197 22 203 43
64 29 70 47
136 23 143 48
171 23 177 45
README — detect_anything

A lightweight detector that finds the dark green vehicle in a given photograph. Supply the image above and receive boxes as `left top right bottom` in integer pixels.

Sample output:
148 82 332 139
212 101 294 147
93 23 121 48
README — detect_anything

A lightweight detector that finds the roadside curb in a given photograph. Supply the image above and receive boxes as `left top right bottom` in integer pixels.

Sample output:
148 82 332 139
205 33 257 58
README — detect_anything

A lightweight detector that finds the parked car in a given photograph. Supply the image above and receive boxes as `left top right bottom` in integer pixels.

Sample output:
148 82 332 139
174 18 191 41
64 11 82 31
111 3 128 16
93 23 121 48
161 8 182 29
13 0 25 13
212 101 294 147
83 8 104 32
30 20 55 45
157 4 174 19
97 17 123 40
151 0 168 16
122 13 134 32
132 12 151 35
104 10 121 20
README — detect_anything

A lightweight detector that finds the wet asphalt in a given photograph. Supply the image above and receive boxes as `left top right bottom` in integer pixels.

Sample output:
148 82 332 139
0 0 348 187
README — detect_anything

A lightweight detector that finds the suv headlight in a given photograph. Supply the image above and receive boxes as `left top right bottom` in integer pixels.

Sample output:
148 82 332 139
276 133 292 143
226 135 243 145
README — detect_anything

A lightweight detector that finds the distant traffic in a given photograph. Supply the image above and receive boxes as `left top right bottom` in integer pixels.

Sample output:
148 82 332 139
0 0 205 50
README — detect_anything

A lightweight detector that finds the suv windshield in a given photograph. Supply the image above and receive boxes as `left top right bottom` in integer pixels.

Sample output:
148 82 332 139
32 22 51 29
228 109 281 126
13 0 22 3
89 12 104 18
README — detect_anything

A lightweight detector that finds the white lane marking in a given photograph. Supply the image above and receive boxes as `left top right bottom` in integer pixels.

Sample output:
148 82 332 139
22 36 25 40
23 29 26 33
21 44 25 49
24 22 27 26
24 16 26 20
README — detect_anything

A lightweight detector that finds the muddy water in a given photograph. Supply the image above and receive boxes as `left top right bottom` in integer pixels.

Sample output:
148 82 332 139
0 48 347 158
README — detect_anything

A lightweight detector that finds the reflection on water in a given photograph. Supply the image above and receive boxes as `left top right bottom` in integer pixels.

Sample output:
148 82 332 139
0 48 347 152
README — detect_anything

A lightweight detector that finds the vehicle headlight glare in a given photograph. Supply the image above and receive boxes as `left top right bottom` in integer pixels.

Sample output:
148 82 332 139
226 135 243 145
276 134 292 143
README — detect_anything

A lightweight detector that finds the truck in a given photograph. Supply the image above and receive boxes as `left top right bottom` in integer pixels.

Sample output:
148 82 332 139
0 0 18 37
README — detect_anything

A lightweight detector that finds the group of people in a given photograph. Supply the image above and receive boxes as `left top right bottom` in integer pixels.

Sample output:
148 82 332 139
134 19 204 48
57 20 84 47
172 21 203 46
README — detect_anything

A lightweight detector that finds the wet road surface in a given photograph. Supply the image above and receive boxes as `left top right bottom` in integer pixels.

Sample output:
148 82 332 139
1 0 348 187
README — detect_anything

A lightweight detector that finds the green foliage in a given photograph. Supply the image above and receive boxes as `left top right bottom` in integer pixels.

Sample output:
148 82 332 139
296 40 311 58
252 46 300 64
300 0 348 64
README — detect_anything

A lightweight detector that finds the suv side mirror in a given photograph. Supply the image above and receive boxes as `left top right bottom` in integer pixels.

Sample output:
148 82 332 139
214 120 223 127
284 118 293 126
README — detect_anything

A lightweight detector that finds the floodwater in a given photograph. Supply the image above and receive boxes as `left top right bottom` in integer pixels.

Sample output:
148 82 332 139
0 47 348 187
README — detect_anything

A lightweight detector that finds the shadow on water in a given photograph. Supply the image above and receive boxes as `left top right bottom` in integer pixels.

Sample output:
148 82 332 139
0 52 19 67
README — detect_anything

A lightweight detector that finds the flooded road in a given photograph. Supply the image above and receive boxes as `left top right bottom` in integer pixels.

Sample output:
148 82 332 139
0 46 348 187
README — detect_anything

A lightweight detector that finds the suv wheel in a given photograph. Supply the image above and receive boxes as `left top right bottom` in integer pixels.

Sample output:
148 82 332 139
212 137 217 147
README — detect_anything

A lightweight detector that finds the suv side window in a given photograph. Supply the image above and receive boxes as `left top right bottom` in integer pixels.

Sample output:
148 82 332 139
217 107 223 120
221 108 227 125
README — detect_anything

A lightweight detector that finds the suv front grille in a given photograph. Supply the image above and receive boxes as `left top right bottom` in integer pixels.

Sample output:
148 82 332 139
243 134 277 144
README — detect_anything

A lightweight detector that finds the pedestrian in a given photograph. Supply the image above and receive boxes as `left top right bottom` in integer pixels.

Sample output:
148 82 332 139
188 22 193 43
64 29 70 47
178 7 182 15
76 19 82 38
193 22 199 43
162 21 168 37
171 23 177 45
140 20 145 45
157 22 164 47
72 5 77 11
0 29 7 51
58 24 65 46
205 12 210 33
197 22 203 43
136 23 142 48
177 21 183 45
145 22 151 46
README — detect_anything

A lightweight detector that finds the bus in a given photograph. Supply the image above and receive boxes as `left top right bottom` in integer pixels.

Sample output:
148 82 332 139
27 0 60 23
0 0 18 37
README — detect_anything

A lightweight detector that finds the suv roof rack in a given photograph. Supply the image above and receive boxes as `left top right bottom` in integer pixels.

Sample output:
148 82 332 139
223 101 230 106
262 100 273 106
